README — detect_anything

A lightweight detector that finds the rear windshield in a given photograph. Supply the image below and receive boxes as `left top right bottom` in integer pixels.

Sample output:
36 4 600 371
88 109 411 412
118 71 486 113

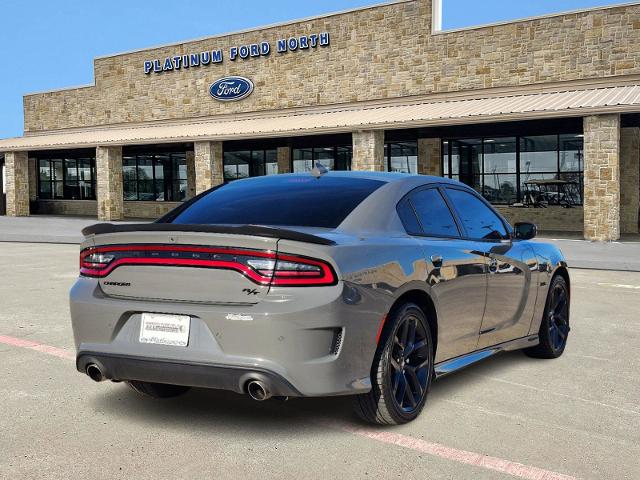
170 175 385 228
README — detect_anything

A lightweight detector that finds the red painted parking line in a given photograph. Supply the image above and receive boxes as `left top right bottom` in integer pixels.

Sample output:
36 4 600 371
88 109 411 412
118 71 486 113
327 421 578 480
0 333 578 480
0 334 75 360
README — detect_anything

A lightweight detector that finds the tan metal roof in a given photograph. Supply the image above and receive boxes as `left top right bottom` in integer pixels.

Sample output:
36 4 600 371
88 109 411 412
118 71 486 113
2 84 640 152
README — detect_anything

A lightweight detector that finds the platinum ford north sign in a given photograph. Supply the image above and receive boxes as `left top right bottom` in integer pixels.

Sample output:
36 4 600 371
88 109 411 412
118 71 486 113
209 77 254 102
144 32 330 74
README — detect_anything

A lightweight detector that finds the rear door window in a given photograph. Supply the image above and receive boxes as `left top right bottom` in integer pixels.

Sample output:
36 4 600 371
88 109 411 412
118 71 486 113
444 188 508 240
407 188 460 238
170 175 385 228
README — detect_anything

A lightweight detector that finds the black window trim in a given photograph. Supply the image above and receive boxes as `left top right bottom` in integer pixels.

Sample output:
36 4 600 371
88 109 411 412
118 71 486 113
441 184 513 243
396 184 464 240
37 156 97 201
441 133 584 206
291 145 352 172
222 147 279 182
123 152 187 202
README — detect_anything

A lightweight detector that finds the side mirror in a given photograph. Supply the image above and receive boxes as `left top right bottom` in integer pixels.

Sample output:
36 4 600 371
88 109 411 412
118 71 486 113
513 222 537 240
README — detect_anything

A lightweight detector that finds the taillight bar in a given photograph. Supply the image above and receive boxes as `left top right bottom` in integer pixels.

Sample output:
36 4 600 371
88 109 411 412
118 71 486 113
79 245 337 287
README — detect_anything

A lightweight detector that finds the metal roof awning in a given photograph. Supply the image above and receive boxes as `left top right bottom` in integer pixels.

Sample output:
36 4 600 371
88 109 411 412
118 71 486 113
2 84 640 152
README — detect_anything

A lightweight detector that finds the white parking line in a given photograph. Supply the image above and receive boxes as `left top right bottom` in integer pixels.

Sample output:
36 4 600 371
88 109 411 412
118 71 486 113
597 283 640 289
477 375 640 416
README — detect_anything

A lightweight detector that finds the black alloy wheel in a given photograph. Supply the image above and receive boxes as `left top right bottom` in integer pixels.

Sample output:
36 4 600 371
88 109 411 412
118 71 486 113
525 275 570 359
389 312 431 413
354 303 434 425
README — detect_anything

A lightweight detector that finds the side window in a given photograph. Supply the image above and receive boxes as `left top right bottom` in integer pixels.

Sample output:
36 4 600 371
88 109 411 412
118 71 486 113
445 188 508 240
408 188 460 238
397 198 422 235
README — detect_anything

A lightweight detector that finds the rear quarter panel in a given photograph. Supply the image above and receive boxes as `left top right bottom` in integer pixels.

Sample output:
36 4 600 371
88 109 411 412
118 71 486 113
277 235 429 374
528 241 569 336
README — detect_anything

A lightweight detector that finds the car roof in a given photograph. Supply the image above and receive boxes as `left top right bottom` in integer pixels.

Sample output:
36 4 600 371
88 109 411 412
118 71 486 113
231 171 459 185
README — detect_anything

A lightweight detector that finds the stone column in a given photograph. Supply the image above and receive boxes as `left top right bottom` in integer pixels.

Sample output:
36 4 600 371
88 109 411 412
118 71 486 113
277 146 291 174
5 151 30 217
194 141 224 194
583 114 621 241
352 130 385 171
418 138 442 176
28 158 38 201
186 150 197 200
620 127 640 234
96 146 124 221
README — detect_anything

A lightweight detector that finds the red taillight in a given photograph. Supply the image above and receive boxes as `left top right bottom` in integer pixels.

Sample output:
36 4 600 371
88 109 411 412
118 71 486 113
79 245 337 287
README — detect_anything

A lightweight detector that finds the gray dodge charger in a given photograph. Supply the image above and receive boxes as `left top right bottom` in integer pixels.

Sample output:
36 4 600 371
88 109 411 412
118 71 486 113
70 171 570 425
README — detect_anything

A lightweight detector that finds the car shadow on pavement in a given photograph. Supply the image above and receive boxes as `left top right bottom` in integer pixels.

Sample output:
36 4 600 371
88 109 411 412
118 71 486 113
89 350 534 431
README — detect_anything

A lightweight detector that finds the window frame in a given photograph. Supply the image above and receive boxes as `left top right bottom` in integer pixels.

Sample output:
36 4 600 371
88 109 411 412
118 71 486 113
123 152 187 202
441 133 584 205
291 145 352 172
396 184 463 239
37 155 96 201
441 185 512 242
223 148 278 182
385 141 419 173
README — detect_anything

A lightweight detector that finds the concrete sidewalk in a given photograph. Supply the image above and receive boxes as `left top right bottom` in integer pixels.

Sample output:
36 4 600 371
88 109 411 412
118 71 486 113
1 215 639 271
0 216 144 244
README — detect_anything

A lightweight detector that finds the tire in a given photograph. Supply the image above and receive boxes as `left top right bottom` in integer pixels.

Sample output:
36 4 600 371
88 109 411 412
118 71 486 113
354 303 434 425
126 380 191 399
525 275 570 359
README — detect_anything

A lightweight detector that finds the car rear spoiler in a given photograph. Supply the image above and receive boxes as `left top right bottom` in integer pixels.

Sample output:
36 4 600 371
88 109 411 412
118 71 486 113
81 223 336 246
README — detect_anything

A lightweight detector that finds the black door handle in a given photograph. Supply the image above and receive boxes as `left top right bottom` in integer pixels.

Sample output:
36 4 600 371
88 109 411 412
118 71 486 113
430 255 443 268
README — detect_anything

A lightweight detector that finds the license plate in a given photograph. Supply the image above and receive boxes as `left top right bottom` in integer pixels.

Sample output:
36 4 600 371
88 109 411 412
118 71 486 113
139 313 190 347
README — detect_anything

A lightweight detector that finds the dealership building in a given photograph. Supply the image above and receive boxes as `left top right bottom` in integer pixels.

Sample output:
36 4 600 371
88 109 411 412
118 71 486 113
1 0 640 241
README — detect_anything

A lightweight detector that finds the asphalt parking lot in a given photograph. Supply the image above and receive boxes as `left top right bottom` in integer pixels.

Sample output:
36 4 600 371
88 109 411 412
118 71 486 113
1 242 639 480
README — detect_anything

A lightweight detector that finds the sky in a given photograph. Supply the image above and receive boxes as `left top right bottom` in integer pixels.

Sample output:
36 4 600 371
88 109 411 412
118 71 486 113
0 0 627 138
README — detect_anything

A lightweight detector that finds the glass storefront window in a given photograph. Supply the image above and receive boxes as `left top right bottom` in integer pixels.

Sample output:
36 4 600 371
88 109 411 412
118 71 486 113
559 134 584 171
520 135 558 174
292 146 352 173
223 149 278 181
386 142 418 173
37 154 96 200
483 137 517 204
123 152 187 202
442 134 584 205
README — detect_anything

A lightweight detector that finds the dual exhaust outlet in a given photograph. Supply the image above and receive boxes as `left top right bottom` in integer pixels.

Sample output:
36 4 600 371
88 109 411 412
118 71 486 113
85 364 275 401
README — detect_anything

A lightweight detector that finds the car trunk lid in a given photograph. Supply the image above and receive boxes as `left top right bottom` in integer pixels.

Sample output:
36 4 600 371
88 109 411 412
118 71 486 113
81 224 336 305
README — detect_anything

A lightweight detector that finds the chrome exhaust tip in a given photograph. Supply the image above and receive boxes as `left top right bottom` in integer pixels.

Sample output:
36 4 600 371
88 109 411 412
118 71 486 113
246 380 271 401
86 363 105 382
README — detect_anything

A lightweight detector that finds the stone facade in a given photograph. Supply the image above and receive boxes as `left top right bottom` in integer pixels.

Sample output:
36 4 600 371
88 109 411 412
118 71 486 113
37 200 98 217
620 127 640 234
496 206 584 233
277 147 291 174
418 138 442 176
124 201 181 219
28 158 37 201
583 114 621 241
5 152 29 216
22 1 640 132
96 146 124 221
352 130 385 171
185 150 197 200
194 141 224 194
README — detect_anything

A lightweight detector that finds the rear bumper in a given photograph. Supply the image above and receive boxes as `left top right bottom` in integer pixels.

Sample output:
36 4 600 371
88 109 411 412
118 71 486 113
77 352 301 397
70 277 390 397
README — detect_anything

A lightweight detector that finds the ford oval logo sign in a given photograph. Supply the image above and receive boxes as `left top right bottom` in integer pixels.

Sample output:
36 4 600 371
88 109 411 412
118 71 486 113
209 76 254 102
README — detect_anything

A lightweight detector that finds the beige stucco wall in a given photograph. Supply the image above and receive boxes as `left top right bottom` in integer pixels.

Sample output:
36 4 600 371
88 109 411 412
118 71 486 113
23 0 640 132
